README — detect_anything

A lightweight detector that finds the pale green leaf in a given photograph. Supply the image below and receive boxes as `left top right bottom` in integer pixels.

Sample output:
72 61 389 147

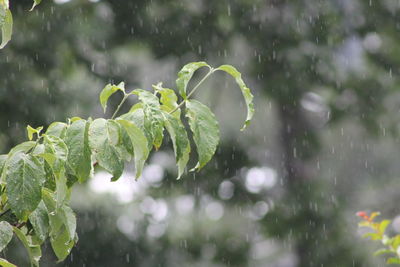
29 201 49 244
62 205 76 241
117 119 149 179
379 220 391 234
153 83 181 118
216 64 254 130
64 119 92 183
0 9 12 49
132 89 164 149
13 227 42 267
163 112 190 179
6 153 45 220
100 82 125 113
0 258 17 267
387 257 400 264
0 221 13 252
176 62 210 99
45 122 67 138
27 125 43 141
43 135 68 175
185 100 220 171
0 154 7 176
88 118 124 181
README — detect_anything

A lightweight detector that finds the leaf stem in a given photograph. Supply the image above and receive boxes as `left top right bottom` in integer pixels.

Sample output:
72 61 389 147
111 94 129 119
170 67 215 114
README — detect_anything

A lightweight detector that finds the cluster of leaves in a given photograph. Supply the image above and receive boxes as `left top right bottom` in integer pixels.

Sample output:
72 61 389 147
0 0 41 49
357 211 400 264
0 61 254 266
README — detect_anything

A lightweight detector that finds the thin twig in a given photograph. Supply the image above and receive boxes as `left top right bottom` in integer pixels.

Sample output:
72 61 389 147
169 68 215 114
111 94 129 119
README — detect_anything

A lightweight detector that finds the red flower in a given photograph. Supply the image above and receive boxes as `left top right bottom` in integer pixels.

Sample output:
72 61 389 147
356 211 370 221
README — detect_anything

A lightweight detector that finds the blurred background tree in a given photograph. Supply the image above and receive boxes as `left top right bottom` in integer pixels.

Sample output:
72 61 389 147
2 0 400 266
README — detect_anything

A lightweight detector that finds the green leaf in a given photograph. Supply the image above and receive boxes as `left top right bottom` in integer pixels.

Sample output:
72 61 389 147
132 89 164 149
28 201 49 244
45 122 68 138
6 153 45 220
153 83 181 118
61 205 76 241
29 0 42 11
0 154 7 176
379 220 391 234
13 227 42 267
387 257 400 264
42 135 68 175
0 9 12 49
50 225 74 262
1 141 36 184
64 119 92 183
100 82 125 113
0 258 17 267
162 112 190 179
26 125 43 141
117 119 149 179
42 189 76 261
176 62 210 99
88 119 124 181
362 232 382 240
216 64 255 130
185 100 220 171
0 221 13 252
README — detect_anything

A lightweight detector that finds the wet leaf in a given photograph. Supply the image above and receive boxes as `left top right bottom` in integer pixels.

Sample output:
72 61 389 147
117 119 149 178
6 153 45 220
163 111 190 179
89 118 124 181
64 120 91 183
176 62 210 99
0 221 13 252
100 82 125 113
216 64 254 130
185 100 219 171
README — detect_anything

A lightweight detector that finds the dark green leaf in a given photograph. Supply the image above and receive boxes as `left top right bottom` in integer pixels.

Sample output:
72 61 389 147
64 120 92 183
185 100 220 171
6 153 45 220
29 201 49 244
216 64 254 130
